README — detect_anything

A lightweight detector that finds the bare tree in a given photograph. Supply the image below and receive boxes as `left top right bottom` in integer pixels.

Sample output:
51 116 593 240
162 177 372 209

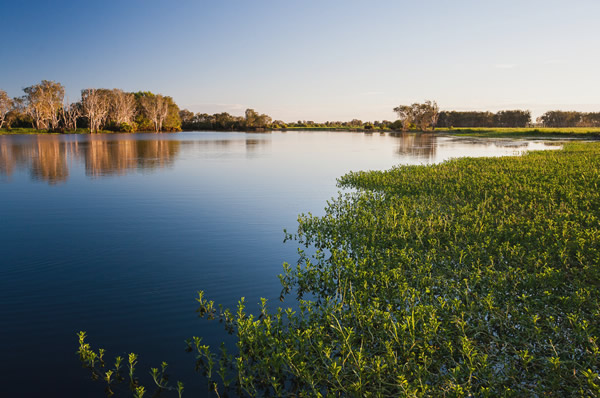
61 99 81 131
23 80 65 130
110 89 136 125
140 94 169 132
0 90 12 129
81 89 110 133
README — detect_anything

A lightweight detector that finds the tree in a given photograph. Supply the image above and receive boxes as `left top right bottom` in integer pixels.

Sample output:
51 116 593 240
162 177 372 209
179 109 195 129
494 110 530 127
436 111 495 128
162 97 182 131
245 108 259 128
139 94 169 132
0 90 12 129
110 89 136 125
243 109 272 130
393 105 413 132
23 80 65 130
81 88 110 133
61 100 81 131
5 97 31 128
539 111 581 127
413 101 439 131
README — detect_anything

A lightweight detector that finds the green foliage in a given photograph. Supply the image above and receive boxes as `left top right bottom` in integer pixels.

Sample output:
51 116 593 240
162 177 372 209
193 142 600 396
163 100 182 132
78 331 185 397
540 111 600 128
80 142 600 396
119 122 137 133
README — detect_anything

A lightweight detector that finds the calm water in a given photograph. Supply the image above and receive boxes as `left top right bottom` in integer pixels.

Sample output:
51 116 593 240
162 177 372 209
0 131 560 397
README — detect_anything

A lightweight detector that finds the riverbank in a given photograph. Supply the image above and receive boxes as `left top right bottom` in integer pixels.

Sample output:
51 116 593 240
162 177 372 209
0 128 179 135
4 126 600 139
0 128 116 135
437 126 600 138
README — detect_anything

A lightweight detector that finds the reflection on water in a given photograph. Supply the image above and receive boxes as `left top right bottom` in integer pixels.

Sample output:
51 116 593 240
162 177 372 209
32 136 70 184
393 132 437 160
0 135 183 183
85 138 181 177
0 132 561 185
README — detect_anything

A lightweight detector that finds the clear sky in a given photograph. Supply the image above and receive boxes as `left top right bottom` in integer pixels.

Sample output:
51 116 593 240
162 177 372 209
2 0 599 122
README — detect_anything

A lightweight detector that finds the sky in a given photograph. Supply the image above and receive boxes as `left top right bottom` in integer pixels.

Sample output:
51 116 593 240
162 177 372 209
1 0 599 122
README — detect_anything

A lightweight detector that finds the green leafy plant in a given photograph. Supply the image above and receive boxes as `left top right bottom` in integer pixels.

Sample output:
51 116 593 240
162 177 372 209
80 142 600 396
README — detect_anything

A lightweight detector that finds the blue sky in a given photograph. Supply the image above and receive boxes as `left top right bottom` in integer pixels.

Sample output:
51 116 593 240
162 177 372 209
2 0 599 121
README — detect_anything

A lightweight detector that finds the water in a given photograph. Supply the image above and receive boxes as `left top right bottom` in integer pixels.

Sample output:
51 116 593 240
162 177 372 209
0 131 560 397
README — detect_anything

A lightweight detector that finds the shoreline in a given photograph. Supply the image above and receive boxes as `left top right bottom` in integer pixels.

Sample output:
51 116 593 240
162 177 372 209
3 126 600 139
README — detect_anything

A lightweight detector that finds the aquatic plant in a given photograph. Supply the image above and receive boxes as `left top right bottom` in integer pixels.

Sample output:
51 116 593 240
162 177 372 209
80 142 600 396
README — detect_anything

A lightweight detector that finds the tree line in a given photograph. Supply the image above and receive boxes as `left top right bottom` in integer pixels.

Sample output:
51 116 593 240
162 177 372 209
2 84 599 133
179 108 396 131
179 108 274 131
537 111 600 128
0 80 181 132
394 102 600 129
436 110 531 128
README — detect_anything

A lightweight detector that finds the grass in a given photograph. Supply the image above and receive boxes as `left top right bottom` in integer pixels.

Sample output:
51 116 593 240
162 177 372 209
80 142 600 397
436 127 600 138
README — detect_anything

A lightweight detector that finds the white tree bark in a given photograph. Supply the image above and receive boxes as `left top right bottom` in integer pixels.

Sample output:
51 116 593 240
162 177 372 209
0 90 12 129
81 89 109 133
111 89 136 125
140 94 169 132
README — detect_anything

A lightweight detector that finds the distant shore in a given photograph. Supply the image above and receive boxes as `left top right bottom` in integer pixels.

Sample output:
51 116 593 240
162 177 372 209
3 126 600 139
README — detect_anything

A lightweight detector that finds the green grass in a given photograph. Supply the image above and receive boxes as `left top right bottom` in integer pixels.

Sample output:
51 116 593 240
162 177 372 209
80 142 600 396
436 127 600 138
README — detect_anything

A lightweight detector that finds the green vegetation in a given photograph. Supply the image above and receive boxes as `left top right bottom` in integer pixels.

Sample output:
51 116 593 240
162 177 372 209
538 111 600 128
179 110 394 131
394 101 440 132
438 127 600 138
436 111 600 129
80 142 600 396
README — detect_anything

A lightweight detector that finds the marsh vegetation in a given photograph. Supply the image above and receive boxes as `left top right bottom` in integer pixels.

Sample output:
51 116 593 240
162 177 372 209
79 141 600 396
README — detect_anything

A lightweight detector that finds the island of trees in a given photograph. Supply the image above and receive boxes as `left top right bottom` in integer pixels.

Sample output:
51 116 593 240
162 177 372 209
1 82 599 134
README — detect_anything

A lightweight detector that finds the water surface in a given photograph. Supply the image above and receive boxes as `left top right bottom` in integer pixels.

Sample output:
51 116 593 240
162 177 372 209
0 131 560 397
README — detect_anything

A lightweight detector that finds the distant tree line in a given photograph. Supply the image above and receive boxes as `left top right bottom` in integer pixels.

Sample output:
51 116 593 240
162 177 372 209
537 111 600 127
436 110 531 128
179 109 395 131
179 108 273 131
286 120 394 130
394 105 600 129
0 80 181 132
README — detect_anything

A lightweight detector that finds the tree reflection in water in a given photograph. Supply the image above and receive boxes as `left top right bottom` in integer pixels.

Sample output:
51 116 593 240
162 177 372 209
0 135 182 183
